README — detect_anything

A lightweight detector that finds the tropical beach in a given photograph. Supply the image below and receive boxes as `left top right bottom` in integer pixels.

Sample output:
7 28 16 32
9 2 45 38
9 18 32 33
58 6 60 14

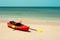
0 8 60 40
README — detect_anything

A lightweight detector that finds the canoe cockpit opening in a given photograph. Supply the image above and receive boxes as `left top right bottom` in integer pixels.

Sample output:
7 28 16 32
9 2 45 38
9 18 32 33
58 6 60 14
15 23 21 26
10 21 15 25
9 21 21 26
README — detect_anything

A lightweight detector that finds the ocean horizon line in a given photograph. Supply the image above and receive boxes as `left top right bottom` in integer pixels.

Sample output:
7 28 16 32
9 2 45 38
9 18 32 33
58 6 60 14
0 6 60 8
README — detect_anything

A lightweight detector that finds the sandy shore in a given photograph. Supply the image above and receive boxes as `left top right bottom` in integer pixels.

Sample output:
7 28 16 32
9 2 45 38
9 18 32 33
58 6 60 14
0 17 60 40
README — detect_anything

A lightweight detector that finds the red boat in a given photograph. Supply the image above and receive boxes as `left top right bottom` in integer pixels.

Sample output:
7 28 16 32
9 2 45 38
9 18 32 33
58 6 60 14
7 21 29 31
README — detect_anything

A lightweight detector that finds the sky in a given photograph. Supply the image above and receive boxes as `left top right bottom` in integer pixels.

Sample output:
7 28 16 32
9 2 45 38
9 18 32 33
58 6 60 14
0 0 60 7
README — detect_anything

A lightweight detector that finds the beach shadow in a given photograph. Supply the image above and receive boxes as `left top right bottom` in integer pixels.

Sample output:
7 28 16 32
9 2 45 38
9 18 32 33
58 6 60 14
8 26 31 32
19 30 31 32
14 29 31 32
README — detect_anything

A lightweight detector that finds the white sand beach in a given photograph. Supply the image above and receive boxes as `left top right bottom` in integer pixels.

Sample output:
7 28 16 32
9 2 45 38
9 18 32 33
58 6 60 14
0 17 60 40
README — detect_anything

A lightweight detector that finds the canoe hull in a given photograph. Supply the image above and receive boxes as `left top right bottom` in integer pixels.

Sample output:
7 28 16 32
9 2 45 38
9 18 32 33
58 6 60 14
7 22 29 31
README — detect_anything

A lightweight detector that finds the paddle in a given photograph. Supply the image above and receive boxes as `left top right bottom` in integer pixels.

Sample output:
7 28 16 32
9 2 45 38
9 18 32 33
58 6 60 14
30 28 43 32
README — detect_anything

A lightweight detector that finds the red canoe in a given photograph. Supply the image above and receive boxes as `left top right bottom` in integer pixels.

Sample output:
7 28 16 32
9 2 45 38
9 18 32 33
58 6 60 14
7 21 29 31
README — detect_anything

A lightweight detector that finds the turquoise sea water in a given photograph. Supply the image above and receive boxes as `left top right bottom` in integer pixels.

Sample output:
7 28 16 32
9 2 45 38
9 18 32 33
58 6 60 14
0 7 60 20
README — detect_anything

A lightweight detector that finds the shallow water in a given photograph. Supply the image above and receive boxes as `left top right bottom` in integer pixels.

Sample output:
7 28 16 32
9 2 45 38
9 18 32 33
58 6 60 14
0 7 60 20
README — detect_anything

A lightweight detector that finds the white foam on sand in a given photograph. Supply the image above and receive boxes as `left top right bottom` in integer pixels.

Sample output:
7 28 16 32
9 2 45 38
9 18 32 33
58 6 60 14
0 17 60 40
